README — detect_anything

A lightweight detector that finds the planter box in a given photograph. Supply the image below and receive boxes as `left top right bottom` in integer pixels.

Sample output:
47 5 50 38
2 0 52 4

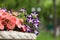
0 31 37 40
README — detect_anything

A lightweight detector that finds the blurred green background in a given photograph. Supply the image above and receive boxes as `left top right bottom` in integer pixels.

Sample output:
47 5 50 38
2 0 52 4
0 0 60 25
0 0 60 40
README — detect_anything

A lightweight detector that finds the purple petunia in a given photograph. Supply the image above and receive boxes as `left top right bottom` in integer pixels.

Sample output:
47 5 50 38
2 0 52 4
23 10 40 35
26 15 34 23
33 18 40 23
26 15 33 19
25 25 31 33
25 25 31 29
1 8 7 12
31 12 38 18
27 18 34 23
34 30 39 35
33 23 39 28
27 28 31 33
20 8 26 13
32 19 40 28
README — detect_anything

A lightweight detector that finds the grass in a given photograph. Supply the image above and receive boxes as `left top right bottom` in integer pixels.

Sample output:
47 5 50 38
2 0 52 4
36 30 60 40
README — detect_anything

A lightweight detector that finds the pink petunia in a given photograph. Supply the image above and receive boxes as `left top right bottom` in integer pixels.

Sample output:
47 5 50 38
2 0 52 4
0 21 4 30
21 25 27 32
6 21 15 30
15 18 22 28
10 16 17 23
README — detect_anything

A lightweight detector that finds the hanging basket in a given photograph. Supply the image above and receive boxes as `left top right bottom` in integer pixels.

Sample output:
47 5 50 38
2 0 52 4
0 8 39 40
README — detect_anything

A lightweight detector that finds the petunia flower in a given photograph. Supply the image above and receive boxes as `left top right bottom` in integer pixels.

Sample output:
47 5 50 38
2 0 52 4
0 21 4 30
27 28 31 33
33 18 40 23
26 15 33 19
31 12 38 18
1 8 7 12
33 19 40 29
26 15 34 23
6 21 15 30
25 25 31 32
34 30 39 35
25 25 29 28
15 18 22 28
10 16 17 23
21 25 27 32
20 8 26 13
27 18 34 23
33 23 39 29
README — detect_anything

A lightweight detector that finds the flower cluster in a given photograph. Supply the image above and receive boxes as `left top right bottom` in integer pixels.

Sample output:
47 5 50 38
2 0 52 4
25 12 40 35
0 8 40 35
0 8 26 32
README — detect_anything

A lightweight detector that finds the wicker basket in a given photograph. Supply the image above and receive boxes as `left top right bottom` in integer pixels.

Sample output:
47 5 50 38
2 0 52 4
0 31 37 40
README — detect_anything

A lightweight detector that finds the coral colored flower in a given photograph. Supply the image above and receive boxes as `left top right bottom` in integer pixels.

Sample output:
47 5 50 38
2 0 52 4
0 21 4 30
6 21 15 30
1 20 6 25
10 16 17 23
0 11 9 19
0 16 2 20
16 18 22 28
2 12 8 16
21 25 26 32
5 15 12 20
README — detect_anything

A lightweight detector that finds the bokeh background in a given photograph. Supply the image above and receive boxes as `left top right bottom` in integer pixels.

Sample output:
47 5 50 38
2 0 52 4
0 0 60 40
